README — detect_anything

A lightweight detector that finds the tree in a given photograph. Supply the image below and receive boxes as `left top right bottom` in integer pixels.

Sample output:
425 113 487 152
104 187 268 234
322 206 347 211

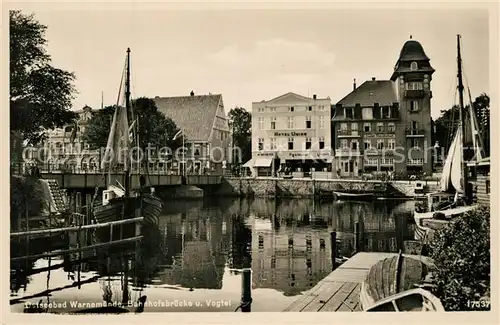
82 97 183 152
10 10 77 146
228 107 252 165
427 206 490 311
472 93 490 156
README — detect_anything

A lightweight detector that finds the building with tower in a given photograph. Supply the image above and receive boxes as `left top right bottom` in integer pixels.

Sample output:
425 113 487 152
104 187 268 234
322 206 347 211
332 37 434 177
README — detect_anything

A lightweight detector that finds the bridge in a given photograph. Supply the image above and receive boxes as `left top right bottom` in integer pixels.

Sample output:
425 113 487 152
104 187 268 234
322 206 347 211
12 163 223 189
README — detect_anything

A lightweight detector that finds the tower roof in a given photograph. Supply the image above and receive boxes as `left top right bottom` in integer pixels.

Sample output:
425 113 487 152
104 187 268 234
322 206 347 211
397 39 430 61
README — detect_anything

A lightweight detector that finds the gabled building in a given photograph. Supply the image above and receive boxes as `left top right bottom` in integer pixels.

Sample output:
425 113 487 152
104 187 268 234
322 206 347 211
248 92 333 177
154 92 231 175
332 38 434 177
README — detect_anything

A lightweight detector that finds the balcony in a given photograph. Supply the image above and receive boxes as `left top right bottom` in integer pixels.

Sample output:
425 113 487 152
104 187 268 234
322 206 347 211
337 130 360 137
404 90 425 98
405 129 425 137
335 148 361 157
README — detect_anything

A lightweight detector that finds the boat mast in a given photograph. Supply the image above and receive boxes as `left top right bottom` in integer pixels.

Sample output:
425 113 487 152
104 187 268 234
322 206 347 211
125 48 131 197
456 34 468 200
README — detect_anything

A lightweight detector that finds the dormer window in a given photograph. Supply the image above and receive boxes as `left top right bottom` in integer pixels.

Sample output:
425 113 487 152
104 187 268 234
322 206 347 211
410 61 418 71
345 108 353 119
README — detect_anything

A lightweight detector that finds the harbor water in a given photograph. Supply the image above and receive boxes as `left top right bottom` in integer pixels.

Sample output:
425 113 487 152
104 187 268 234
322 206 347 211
10 197 416 313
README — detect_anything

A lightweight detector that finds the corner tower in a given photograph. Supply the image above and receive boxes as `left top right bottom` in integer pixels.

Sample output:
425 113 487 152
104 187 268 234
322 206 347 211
391 37 435 176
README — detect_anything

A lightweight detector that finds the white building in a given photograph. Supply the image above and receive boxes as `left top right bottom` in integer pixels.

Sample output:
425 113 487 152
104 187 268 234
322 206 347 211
246 92 333 177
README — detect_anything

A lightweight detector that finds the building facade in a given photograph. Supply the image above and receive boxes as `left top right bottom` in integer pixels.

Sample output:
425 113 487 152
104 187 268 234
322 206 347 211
154 92 231 175
31 105 100 171
332 38 434 177
248 92 333 177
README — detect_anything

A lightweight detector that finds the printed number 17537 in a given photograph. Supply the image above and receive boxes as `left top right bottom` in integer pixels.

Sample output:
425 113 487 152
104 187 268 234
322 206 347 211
466 300 491 310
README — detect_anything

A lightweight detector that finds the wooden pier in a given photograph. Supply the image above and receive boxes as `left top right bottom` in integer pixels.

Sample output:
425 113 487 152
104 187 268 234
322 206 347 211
283 252 399 312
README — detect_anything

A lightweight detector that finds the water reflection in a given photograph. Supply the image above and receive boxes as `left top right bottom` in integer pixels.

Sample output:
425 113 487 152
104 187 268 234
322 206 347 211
10 197 416 312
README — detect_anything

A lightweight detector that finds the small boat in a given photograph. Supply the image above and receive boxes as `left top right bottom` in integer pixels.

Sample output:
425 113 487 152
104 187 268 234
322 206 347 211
359 252 443 311
413 35 484 241
364 288 445 312
92 48 162 230
333 191 373 201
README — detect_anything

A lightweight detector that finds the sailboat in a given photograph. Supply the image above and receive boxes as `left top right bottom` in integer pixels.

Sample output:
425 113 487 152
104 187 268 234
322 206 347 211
92 48 163 228
413 35 483 241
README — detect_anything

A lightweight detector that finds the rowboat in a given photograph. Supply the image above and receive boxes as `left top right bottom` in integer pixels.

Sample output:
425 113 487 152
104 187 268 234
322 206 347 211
359 252 443 311
333 191 373 201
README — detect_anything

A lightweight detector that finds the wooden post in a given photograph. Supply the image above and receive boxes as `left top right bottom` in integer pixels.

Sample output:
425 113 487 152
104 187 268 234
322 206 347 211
240 268 252 312
330 231 337 270
76 192 82 213
354 221 360 253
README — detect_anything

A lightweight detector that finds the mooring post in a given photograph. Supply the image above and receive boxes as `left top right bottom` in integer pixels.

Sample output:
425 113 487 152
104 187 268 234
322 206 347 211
240 268 252 312
330 231 337 270
354 221 360 252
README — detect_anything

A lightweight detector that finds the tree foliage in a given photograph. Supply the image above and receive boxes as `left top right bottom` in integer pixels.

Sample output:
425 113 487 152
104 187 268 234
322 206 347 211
10 175 45 228
82 97 183 152
228 107 252 164
10 10 78 145
427 206 490 311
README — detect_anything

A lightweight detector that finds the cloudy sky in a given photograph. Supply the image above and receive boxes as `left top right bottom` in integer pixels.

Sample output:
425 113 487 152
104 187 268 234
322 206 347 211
29 5 490 119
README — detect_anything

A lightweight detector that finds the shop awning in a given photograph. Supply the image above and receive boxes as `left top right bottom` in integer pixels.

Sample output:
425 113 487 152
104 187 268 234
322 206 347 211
254 157 273 167
242 159 255 168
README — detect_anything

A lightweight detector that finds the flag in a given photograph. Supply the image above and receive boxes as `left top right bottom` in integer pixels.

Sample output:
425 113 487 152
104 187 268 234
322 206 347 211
173 129 183 141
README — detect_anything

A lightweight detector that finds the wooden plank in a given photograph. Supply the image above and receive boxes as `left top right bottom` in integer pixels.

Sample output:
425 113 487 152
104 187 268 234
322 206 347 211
11 217 144 237
354 302 362 311
301 281 344 312
320 282 358 312
284 282 330 312
335 302 353 312
323 268 370 283
341 283 361 311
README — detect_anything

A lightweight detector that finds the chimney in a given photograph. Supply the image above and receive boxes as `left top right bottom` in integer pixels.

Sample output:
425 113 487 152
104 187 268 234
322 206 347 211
313 94 317 100
372 77 376 81
190 90 194 96
353 78 357 91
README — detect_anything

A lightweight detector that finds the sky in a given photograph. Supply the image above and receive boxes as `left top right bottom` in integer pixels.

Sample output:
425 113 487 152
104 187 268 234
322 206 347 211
31 7 490 119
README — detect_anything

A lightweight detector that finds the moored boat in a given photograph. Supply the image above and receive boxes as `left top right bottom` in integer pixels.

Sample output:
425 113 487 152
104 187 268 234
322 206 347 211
363 288 445 312
333 191 373 201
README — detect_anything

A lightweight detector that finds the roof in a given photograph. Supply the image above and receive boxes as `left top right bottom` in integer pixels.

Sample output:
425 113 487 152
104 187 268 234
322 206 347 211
397 40 430 61
154 94 222 141
336 80 397 107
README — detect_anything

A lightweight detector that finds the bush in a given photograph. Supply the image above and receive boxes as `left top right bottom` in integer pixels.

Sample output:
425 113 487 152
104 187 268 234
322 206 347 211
427 206 490 311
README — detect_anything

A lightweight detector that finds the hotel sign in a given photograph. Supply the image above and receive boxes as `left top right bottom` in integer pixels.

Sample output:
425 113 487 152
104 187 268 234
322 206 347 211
273 132 308 137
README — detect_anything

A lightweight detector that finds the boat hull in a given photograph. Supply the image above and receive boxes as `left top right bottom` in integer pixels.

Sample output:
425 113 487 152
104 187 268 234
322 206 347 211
333 191 373 201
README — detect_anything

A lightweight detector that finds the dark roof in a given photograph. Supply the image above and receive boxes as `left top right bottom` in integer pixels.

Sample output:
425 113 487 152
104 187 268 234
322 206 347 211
397 40 430 61
336 80 397 107
154 94 222 141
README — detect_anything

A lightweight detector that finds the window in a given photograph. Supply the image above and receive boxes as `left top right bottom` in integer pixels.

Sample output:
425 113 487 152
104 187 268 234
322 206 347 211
410 101 419 111
305 137 312 150
351 140 358 150
308 106 313 111
341 139 348 149
345 108 353 118
258 117 264 130
287 117 294 129
377 140 384 150
409 158 423 165
340 123 348 131
382 106 390 118
351 123 358 131
306 116 312 129
383 158 394 165
270 138 276 150
344 162 349 173
411 121 419 130
271 117 276 130
364 140 371 149
258 138 264 151
406 81 423 90
410 61 418 71
319 137 325 149
411 139 420 148
319 116 325 129
364 123 371 132
288 137 294 150
270 107 276 112
318 105 325 111
365 158 377 165
288 106 294 112
377 122 384 133
257 108 264 113
388 139 395 149
388 122 395 132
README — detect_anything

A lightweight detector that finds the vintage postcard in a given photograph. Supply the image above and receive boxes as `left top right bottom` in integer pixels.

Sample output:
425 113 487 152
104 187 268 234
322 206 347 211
3 0 498 324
